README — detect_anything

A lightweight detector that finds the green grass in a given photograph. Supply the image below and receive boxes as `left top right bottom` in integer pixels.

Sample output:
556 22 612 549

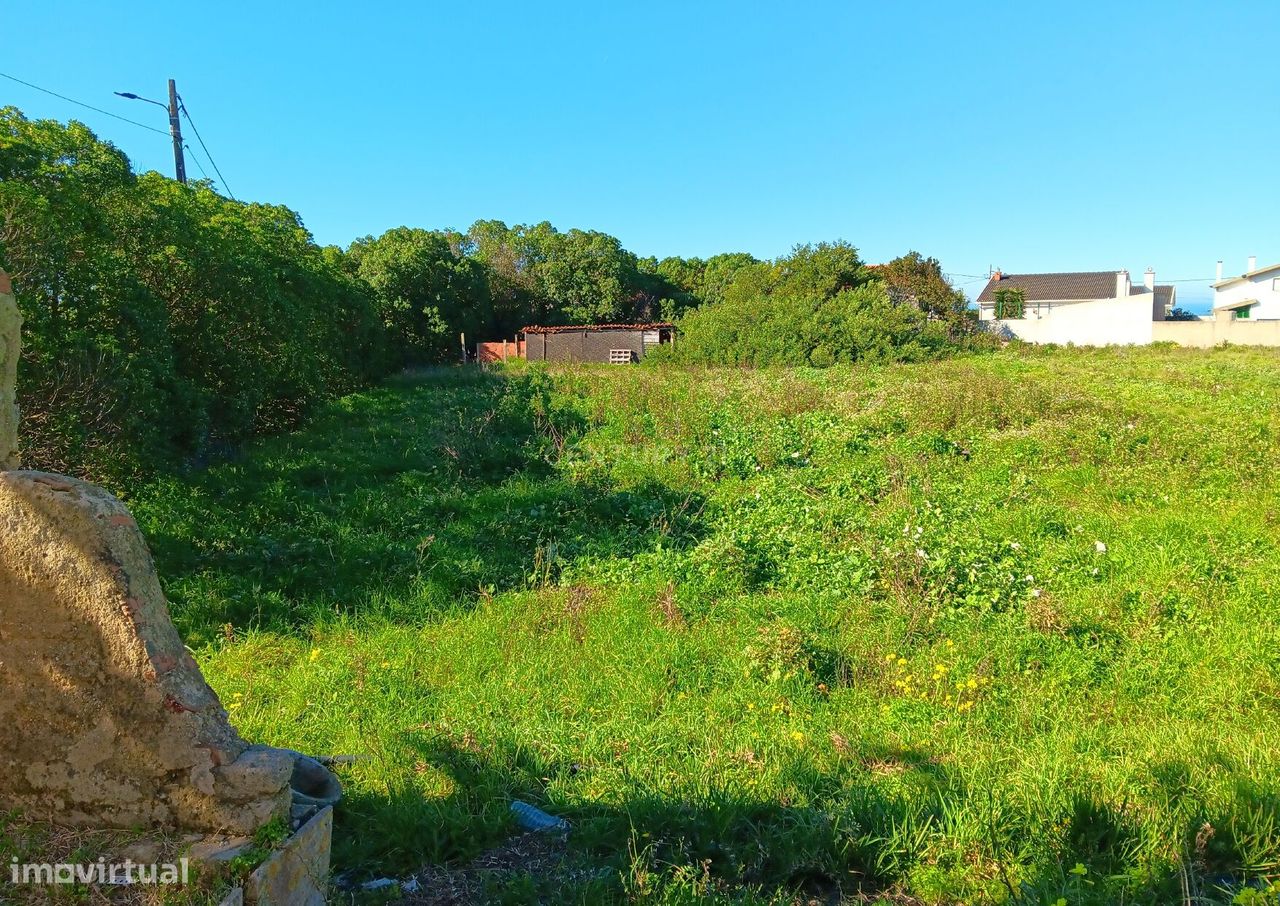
127 348 1280 904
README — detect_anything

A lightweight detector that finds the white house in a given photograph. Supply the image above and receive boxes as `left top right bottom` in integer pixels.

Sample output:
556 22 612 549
976 269 1175 345
1211 256 1280 321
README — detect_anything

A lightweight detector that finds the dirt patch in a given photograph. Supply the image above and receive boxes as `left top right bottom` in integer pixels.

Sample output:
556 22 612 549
397 832 575 905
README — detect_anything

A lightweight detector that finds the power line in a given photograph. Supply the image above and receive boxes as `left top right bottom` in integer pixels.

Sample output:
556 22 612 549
183 143 211 181
0 70 170 136
177 98 235 200
949 271 1217 284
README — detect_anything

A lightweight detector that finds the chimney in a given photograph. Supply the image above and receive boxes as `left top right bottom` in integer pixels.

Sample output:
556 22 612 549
1143 267 1155 291
991 268 1002 282
1115 269 1130 299
1216 260 1224 282
1247 255 1257 273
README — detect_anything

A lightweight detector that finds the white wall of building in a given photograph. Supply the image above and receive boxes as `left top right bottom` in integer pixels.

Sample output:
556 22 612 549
985 293 1156 346
1213 266 1280 319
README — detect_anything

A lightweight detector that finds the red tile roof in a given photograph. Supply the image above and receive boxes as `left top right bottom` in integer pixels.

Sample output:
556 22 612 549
519 323 674 334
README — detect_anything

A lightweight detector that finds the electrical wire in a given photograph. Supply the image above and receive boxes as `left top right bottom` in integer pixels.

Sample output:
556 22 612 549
0 70 170 136
950 271 1217 284
183 143 211 182
177 98 235 200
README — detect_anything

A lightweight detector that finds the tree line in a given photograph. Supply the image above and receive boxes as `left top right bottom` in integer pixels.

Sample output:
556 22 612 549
0 107 983 479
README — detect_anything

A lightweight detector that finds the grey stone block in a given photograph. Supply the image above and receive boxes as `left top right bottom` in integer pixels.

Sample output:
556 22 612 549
245 806 332 906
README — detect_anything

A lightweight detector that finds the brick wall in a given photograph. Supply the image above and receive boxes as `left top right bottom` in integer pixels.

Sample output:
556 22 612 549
477 340 525 362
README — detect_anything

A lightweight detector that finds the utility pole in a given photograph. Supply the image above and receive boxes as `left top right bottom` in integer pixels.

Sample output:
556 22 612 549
116 80 186 184
167 79 186 184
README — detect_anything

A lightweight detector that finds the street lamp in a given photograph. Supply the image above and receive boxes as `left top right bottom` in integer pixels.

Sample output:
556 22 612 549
114 91 165 109
115 80 186 184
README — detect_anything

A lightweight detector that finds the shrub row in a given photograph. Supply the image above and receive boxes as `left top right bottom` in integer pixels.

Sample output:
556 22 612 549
1 108 390 479
1 108 989 480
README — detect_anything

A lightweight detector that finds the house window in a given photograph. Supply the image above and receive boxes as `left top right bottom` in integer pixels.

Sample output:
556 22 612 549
1235 306 1251 319
609 349 634 364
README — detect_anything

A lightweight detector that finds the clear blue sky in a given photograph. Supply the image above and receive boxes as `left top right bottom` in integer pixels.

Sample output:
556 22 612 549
5 1 1278 309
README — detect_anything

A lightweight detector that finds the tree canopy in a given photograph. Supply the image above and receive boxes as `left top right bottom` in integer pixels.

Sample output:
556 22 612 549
0 104 984 479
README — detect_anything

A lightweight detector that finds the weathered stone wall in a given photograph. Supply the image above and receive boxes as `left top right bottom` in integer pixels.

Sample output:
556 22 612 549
0 272 19 469
0 471 294 833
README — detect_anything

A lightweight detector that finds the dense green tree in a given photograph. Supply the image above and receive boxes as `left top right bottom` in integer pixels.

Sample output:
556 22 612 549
461 219 676 328
772 241 866 298
463 219 540 335
0 103 986 477
674 282 942 368
699 252 760 306
535 227 634 323
668 243 970 368
348 227 491 364
718 242 864 313
649 252 760 315
0 107 387 478
871 251 973 333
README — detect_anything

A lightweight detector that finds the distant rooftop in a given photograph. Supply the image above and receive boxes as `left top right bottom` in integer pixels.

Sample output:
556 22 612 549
977 271 1172 303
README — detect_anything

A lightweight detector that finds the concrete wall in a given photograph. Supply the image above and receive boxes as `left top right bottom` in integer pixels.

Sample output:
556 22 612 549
1213 269 1280 319
986 293 1156 346
524 330 652 363
1152 315 1280 348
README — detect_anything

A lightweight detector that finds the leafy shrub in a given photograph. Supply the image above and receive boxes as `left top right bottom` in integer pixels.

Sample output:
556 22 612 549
0 107 390 480
993 287 1026 319
674 284 944 367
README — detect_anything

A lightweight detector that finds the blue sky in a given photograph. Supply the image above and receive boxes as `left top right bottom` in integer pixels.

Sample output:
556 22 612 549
4 1 1278 310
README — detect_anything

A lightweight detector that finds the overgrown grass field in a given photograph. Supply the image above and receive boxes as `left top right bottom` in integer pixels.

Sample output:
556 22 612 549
129 347 1280 904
